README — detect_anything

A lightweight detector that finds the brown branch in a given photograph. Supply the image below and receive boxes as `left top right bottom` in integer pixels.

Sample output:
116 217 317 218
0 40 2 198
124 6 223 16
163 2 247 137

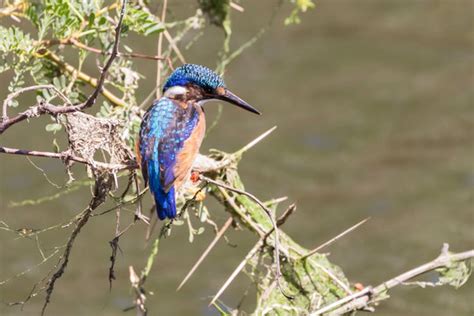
2 84 71 122
42 38 174 69
43 51 127 108
40 170 112 315
41 209 93 315
312 244 474 315
0 99 81 134
0 146 136 170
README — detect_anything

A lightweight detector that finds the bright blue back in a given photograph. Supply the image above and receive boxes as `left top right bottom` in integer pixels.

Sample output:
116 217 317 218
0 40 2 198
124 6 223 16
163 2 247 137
139 97 199 219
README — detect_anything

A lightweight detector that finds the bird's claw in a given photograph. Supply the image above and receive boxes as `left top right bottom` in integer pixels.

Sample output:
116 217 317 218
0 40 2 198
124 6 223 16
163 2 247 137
190 171 200 183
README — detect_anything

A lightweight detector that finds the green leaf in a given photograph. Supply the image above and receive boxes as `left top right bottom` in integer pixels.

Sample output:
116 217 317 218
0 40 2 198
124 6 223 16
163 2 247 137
196 227 205 235
45 123 63 133
124 6 164 36
172 220 184 226
437 258 472 289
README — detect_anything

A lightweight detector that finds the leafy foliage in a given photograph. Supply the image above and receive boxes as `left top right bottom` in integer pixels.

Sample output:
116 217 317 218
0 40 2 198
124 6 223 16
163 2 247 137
285 0 316 25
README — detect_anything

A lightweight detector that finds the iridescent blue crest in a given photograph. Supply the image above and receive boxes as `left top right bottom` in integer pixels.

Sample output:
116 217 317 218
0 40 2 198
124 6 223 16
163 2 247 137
163 64 226 92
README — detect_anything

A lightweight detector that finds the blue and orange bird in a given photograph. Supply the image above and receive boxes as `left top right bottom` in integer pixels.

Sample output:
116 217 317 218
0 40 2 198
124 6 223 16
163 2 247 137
137 64 260 220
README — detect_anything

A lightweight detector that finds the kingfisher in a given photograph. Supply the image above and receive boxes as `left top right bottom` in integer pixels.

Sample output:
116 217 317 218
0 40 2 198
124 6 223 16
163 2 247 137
137 64 260 220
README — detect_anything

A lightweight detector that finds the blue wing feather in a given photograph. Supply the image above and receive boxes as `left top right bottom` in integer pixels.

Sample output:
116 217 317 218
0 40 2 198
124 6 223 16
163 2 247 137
139 98 199 220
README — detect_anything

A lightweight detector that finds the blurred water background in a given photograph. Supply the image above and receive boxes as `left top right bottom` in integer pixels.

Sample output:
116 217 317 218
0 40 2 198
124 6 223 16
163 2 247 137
1 0 473 315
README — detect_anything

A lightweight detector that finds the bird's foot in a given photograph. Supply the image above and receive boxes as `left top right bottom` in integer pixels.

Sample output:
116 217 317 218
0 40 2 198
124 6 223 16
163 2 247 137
190 170 201 183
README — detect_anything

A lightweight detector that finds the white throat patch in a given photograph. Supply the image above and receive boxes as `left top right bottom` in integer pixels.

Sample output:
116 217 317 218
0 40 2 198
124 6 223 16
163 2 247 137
164 86 188 98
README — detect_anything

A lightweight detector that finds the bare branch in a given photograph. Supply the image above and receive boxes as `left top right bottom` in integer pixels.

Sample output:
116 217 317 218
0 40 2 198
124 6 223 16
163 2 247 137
2 84 71 122
0 146 136 170
43 38 173 65
312 244 474 315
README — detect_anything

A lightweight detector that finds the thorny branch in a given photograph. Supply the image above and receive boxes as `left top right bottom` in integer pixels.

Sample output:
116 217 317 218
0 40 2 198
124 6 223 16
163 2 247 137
201 175 293 301
313 244 474 315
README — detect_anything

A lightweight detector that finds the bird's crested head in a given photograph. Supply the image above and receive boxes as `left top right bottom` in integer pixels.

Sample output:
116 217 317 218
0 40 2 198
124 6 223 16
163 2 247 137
163 64 225 93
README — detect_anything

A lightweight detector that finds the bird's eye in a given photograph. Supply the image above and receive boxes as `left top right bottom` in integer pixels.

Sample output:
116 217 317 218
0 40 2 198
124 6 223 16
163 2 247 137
215 87 226 96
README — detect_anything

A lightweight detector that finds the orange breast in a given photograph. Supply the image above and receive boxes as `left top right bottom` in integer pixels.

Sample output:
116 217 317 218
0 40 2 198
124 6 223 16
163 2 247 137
172 109 206 189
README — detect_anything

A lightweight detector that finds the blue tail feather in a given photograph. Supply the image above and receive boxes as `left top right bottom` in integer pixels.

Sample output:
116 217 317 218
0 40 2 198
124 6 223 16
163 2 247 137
147 159 177 220
152 186 176 220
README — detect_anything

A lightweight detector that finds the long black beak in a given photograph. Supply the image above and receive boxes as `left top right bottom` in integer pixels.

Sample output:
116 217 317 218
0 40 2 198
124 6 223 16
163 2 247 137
217 89 261 115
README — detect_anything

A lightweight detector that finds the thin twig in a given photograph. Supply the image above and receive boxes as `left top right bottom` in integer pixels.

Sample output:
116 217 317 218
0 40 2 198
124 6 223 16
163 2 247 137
2 84 71 121
83 0 127 109
44 51 127 107
138 0 186 64
0 146 135 170
156 0 168 99
0 1 129 135
41 207 96 314
43 38 172 63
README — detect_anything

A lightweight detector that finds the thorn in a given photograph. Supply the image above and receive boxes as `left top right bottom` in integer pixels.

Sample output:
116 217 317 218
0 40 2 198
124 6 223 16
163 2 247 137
177 217 233 291
301 217 370 260
235 126 277 155
209 240 263 306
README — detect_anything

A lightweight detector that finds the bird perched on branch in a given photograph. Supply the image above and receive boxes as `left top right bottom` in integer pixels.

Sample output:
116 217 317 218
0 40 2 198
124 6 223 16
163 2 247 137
137 64 260 220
